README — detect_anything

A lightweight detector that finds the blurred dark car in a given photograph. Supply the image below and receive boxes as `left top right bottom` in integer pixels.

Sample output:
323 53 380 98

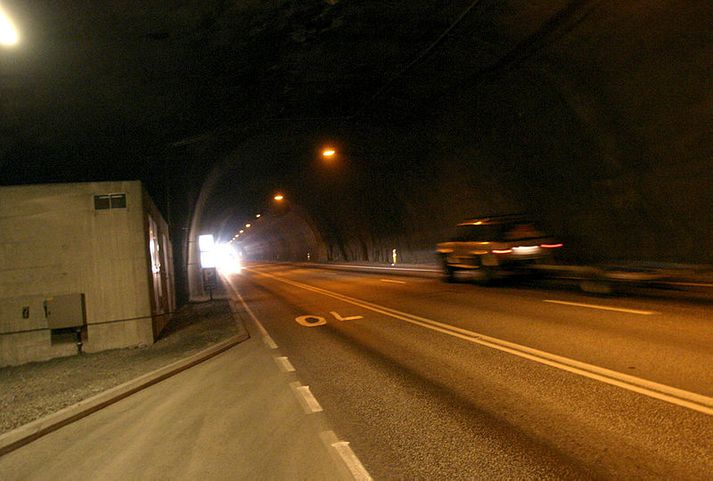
436 214 562 283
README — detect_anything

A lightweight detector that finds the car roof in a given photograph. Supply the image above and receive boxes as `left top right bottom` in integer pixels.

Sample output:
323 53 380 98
457 214 529 226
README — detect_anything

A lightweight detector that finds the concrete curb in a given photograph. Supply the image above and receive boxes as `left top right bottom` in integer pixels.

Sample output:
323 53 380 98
0 331 250 457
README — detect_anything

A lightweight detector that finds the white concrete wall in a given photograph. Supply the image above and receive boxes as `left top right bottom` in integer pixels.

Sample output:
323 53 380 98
143 191 176 336
0 181 154 366
0 295 77 365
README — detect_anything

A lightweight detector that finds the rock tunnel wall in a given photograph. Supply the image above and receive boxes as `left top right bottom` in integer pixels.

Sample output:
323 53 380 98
200 1 713 268
250 1 713 265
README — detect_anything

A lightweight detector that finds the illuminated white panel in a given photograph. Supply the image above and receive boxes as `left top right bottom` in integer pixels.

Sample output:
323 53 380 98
200 251 216 268
198 234 214 252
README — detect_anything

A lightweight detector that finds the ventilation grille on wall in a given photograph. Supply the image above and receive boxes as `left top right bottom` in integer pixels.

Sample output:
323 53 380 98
94 193 126 210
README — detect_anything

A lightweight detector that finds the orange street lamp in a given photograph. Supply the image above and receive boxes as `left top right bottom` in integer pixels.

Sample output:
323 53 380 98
322 148 336 158
274 193 285 201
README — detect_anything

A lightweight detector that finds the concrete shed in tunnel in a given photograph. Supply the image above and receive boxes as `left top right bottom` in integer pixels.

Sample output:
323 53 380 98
0 180 175 366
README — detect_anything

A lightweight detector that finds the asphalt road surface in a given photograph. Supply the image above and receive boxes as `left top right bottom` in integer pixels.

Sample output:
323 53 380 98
227 264 712 480
2 263 711 480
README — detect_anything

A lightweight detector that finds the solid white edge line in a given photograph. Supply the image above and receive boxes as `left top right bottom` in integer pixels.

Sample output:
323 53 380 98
233 292 269 335
544 299 657 315
247 267 713 416
232 290 279 349
290 382 323 413
263 335 278 349
275 356 296 372
380 279 407 284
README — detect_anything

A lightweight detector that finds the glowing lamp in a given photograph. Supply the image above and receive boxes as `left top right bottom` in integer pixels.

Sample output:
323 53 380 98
0 6 19 46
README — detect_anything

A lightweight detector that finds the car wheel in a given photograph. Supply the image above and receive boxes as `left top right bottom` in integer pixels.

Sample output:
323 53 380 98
475 258 496 286
444 264 457 283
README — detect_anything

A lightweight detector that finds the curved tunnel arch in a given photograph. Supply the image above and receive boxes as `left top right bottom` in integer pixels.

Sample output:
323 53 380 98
184 125 332 300
178 1 713 301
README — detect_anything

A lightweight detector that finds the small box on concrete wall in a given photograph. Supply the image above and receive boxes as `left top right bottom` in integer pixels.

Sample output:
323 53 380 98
45 294 86 329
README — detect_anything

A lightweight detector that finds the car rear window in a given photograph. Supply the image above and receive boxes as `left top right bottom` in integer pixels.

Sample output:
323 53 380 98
451 222 545 242
504 223 544 240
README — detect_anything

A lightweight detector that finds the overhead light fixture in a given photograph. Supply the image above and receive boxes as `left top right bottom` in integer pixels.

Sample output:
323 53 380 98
0 5 19 46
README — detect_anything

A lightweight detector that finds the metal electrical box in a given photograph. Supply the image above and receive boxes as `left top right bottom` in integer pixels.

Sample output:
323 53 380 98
45 294 86 329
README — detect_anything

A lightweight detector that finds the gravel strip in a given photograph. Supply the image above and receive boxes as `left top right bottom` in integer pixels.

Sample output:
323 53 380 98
0 300 244 434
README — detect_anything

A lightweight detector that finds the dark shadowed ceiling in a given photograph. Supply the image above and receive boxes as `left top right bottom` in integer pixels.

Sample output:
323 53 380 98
2 1 713 270
2 0 486 180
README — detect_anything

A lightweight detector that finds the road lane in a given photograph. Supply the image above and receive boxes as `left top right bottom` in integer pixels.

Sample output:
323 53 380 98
230 264 713 480
247 266 711 411
246 264 713 396
228 279 593 480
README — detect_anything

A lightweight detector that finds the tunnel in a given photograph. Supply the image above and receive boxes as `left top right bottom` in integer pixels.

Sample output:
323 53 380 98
1 1 711 302
165 1 713 300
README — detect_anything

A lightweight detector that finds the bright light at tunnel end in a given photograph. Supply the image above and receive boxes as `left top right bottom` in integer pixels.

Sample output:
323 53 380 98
214 243 242 275
199 234 241 274
0 5 20 46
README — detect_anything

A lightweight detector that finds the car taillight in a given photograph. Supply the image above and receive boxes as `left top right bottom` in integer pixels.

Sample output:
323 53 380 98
492 249 513 254
540 243 563 249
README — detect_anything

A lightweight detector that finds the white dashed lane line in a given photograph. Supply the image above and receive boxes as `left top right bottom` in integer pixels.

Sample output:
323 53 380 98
233 290 280 348
321 431 373 481
229 281 373 481
379 279 407 284
274 356 296 372
290 382 324 414
543 299 657 316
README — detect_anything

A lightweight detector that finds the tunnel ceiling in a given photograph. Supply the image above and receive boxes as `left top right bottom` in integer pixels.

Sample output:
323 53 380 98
1 0 494 180
2 1 712 263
